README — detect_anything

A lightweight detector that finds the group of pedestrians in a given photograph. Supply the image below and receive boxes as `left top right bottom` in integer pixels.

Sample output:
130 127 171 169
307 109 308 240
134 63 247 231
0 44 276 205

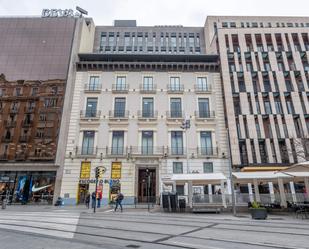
84 190 124 212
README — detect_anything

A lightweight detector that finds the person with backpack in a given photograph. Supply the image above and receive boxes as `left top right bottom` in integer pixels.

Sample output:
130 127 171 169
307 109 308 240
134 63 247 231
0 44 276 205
114 191 124 212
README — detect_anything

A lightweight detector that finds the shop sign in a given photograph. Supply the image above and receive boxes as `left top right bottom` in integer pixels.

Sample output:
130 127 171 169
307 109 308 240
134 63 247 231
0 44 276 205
80 162 91 179
79 179 109 184
111 162 121 179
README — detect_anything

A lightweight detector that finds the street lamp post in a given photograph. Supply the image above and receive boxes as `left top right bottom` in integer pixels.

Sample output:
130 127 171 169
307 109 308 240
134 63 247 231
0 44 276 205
146 168 150 212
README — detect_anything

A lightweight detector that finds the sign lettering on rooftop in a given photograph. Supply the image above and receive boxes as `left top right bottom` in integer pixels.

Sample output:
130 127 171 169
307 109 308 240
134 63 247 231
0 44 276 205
41 9 82 18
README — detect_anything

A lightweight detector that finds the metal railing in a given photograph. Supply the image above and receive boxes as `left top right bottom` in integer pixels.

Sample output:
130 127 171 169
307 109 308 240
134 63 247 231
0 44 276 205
196 147 218 157
24 106 35 113
84 83 102 92
4 120 16 127
167 147 186 156
194 84 212 93
137 110 158 119
166 111 184 119
139 84 157 93
80 110 101 119
130 146 165 156
194 110 216 119
75 146 98 157
22 120 33 127
167 84 184 93
109 110 129 119
19 135 30 143
105 146 128 157
112 84 129 92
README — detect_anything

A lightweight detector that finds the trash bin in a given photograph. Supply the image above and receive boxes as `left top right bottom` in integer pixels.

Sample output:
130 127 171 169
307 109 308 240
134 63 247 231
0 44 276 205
162 192 170 211
2 199 7 209
179 198 186 211
169 192 178 212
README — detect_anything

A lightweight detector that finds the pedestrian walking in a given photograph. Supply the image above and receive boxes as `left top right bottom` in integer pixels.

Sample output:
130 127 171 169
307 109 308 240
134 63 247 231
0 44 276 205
91 191 96 209
114 191 124 212
85 192 90 209
97 191 102 208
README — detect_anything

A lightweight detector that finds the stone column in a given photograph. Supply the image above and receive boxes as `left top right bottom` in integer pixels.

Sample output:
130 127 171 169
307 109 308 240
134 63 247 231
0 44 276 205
253 179 260 202
305 178 309 200
221 180 227 208
268 182 275 203
208 184 213 203
248 183 254 202
289 181 297 203
278 178 287 208
188 181 193 208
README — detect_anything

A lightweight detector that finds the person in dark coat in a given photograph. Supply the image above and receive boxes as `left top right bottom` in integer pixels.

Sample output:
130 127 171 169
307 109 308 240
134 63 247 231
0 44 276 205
85 192 90 209
114 191 124 212
91 192 96 209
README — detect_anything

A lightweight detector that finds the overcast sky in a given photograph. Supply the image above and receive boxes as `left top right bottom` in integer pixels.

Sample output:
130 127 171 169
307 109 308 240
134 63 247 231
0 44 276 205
1 0 309 26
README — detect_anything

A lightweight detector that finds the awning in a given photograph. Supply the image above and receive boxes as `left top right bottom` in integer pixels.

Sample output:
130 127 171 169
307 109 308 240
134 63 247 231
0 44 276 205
233 171 309 180
241 166 288 172
171 173 226 184
278 161 309 172
233 171 290 180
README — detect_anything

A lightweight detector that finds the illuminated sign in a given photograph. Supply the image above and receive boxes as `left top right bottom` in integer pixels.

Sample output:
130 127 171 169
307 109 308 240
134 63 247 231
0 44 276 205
111 162 122 179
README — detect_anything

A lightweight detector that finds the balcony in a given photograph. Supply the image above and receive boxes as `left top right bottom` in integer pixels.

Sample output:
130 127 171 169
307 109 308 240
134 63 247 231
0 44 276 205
139 84 157 94
130 146 164 157
0 154 8 161
109 110 129 120
22 120 33 127
167 84 184 93
112 84 129 93
75 146 98 158
10 108 19 114
137 110 158 121
19 135 30 143
4 120 16 128
166 111 185 121
194 84 212 93
80 110 101 120
106 146 128 158
167 147 186 157
196 147 218 157
1 136 13 143
24 106 35 113
195 111 216 120
84 83 102 93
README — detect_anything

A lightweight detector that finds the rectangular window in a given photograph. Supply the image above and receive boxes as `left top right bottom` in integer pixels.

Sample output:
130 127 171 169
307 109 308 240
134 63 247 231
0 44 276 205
85 98 98 117
82 131 95 155
196 77 208 91
171 131 183 155
203 162 213 173
170 98 182 118
200 131 213 155
198 98 210 118
112 131 124 155
116 76 126 90
89 76 100 90
143 77 154 90
170 77 181 91
142 98 154 117
173 162 183 174
142 131 153 155
264 101 272 114
176 185 184 195
275 100 283 114
114 98 126 117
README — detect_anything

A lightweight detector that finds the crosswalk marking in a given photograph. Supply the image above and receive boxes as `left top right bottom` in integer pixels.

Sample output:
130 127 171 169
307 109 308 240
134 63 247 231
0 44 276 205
0 210 80 239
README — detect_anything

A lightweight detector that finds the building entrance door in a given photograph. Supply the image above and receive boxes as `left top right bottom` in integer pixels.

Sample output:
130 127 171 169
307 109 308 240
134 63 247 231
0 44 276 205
138 168 156 203
78 184 89 204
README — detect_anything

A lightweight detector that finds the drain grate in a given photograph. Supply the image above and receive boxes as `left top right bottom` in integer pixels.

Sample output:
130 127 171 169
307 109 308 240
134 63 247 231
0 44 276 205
126 245 140 248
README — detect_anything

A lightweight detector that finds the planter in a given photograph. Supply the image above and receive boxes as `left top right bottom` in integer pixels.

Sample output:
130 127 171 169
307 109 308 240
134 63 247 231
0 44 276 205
250 208 267 219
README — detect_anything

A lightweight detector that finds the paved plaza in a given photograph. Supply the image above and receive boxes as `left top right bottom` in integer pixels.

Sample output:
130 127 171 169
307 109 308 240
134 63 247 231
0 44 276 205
0 206 308 249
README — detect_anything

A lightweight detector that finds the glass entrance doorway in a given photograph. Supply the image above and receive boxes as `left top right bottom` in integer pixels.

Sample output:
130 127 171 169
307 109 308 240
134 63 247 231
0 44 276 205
138 168 156 203
78 184 89 204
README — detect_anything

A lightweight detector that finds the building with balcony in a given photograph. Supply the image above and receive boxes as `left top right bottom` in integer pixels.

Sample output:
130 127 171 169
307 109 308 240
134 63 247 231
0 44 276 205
0 16 94 204
60 20 229 205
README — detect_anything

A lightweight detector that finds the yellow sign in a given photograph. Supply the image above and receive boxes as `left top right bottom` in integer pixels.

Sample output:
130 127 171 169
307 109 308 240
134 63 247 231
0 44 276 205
80 162 91 179
111 162 121 179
